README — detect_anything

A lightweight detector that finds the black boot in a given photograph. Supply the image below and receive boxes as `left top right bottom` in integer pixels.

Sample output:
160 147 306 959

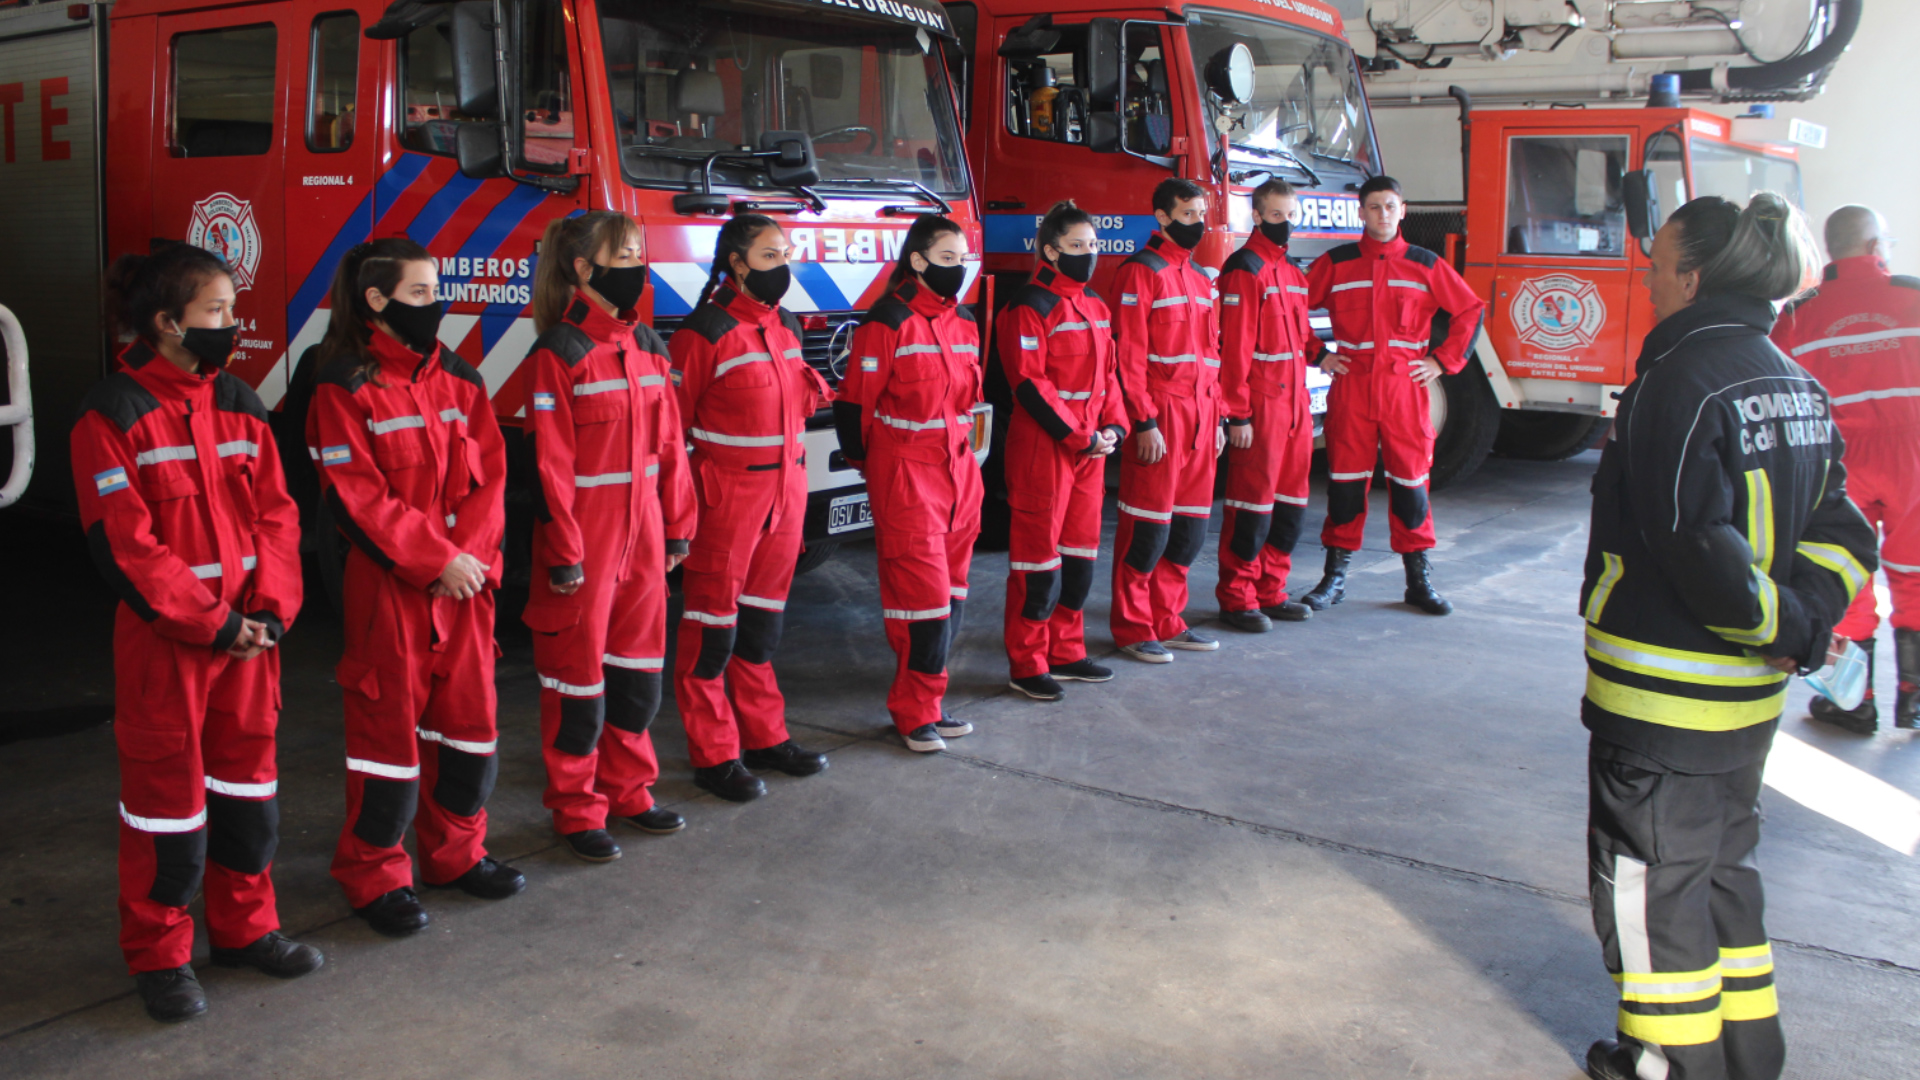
1300 548 1351 610
743 739 828 777
1402 552 1452 615
1896 628 1920 730
1582 1040 1637 1080
430 856 526 900
355 886 430 937
694 759 767 802
209 931 325 978
134 965 207 1023
1809 639 1878 734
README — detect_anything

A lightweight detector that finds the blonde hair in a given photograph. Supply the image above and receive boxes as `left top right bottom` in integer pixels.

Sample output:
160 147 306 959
532 211 643 332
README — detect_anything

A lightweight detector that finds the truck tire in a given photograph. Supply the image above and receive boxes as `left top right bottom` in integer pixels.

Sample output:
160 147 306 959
1428 363 1499 490
1492 410 1608 461
794 541 838 576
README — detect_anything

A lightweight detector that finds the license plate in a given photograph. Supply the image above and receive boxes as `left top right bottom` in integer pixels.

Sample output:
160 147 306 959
827 491 872 535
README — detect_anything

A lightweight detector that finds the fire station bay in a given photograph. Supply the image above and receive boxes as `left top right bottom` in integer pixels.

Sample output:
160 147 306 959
4 0 1919 1076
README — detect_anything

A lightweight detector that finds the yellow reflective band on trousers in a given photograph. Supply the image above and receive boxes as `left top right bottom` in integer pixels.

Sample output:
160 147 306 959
1585 673 1786 731
1718 944 1778 1021
1708 569 1780 648
1745 469 1775 574
1585 552 1623 623
1719 943 1774 977
1720 984 1780 1022
1613 964 1722 1004
1798 541 1871 604
1617 1004 1723 1046
1585 627 1782 687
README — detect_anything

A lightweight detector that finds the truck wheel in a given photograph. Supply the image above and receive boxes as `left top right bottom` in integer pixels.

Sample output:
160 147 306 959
1427 364 1500 490
794 541 838 576
310 491 351 617
1492 411 1608 461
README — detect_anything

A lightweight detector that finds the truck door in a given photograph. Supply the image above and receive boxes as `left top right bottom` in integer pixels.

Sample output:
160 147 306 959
1487 130 1635 389
151 6 293 403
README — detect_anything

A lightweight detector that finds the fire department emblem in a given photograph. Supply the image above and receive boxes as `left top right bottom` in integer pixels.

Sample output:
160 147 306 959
187 193 262 291
1511 274 1606 352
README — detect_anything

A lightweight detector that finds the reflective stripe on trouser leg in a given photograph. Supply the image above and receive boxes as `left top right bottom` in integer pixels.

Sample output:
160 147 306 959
730 472 806 756
1320 405 1376 551
596 566 667 817
197 653 282 950
880 526 959 734
1710 765 1785 1080
414 589 499 887
1382 413 1438 553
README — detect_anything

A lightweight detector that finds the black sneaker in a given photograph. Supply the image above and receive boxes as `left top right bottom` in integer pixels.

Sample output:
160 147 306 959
1010 673 1065 700
1261 600 1312 622
693 760 767 802
1583 1040 1637 1080
134 965 207 1023
429 856 527 900
1162 629 1220 651
354 887 429 937
743 739 829 777
904 724 947 752
561 828 622 863
934 713 973 739
209 931 325 979
1120 640 1174 664
1219 609 1272 633
617 807 686 834
1049 658 1114 682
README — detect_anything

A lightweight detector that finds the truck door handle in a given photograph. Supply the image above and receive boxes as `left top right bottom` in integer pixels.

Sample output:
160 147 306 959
986 199 1025 210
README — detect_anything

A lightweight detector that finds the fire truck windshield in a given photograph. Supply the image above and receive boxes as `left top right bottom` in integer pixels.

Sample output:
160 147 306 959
1184 9 1379 186
597 0 968 197
1688 139 1804 207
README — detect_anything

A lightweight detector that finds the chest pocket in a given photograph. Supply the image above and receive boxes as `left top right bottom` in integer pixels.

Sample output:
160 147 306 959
573 391 630 426
892 344 945 383
141 460 202 502
368 416 430 470
719 353 776 390
1388 281 1433 335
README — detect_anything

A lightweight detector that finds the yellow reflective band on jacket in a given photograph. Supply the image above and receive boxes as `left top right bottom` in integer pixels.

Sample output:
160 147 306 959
1586 673 1786 731
1613 965 1722 1004
1617 1006 1723 1046
1797 541 1871 604
1585 552 1623 624
1745 469 1775 573
1708 570 1780 648
1720 985 1780 1022
1585 627 1782 688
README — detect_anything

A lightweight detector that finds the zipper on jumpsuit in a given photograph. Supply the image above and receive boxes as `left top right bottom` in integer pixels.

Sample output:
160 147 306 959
618 339 641 580
407 353 453 651
755 322 795 520
185 395 242 614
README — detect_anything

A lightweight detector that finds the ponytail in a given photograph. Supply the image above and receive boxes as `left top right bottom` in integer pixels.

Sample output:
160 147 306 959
1669 193 1820 303
1034 199 1094 269
317 236 434 380
532 211 643 332
694 214 783 311
106 243 233 344
885 215 964 291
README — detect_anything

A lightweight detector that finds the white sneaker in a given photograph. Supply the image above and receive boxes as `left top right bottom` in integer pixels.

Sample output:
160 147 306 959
904 724 947 753
1162 629 1220 652
1120 640 1175 664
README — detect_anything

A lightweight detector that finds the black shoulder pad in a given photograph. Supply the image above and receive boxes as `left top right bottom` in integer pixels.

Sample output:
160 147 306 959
778 308 803 340
1402 245 1439 268
534 323 594 367
566 298 592 324
212 372 269 421
955 303 975 323
1327 243 1363 264
317 353 370 393
632 322 670 358
75 373 160 432
1007 283 1060 319
1221 248 1265 278
1779 288 1821 317
1893 275 1920 292
1823 263 1839 281
863 296 913 331
1123 249 1169 274
683 302 740 344
438 347 485 390
1084 287 1104 305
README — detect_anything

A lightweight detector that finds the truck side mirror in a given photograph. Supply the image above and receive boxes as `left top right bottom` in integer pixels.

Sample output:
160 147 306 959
455 121 509 179
450 1 499 117
998 14 1061 58
759 131 821 188
1084 18 1123 153
1623 168 1659 240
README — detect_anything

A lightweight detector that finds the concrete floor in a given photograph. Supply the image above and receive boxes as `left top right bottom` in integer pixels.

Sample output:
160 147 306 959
3 451 1918 1079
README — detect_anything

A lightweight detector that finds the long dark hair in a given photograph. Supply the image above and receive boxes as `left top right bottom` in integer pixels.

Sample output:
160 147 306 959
318 237 436 377
1669 193 1819 302
106 243 233 344
693 214 783 310
1035 200 1094 269
532 211 642 332
885 215 964 290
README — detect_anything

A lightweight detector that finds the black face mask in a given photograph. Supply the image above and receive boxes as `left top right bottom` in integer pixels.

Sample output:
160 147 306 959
1258 219 1293 248
741 264 791 306
918 261 966 300
588 263 649 312
172 323 239 371
1054 251 1097 284
379 298 445 355
1163 219 1206 250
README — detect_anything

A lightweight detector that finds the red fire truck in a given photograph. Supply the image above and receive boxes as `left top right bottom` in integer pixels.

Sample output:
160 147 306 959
0 0 988 588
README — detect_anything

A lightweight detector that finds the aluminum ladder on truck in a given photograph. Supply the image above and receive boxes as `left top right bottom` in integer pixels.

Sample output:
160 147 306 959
0 305 32 509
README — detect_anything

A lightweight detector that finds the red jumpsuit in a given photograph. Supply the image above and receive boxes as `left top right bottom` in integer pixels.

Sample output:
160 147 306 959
1306 234 1485 553
307 330 507 908
997 265 1127 678
72 341 301 974
1772 254 1920 638
1216 230 1320 612
669 286 831 767
834 279 985 734
523 296 696 833
1110 231 1224 647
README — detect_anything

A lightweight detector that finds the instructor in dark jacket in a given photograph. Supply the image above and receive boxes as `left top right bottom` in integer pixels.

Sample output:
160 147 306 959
1579 193 1876 1080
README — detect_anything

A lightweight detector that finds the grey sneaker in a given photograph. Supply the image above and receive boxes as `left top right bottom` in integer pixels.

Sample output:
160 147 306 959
904 724 948 753
1120 640 1174 664
934 714 973 738
1219 609 1272 633
1162 629 1220 651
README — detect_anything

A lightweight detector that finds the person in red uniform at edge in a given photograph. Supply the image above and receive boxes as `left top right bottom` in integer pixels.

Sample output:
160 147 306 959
308 238 525 938
1772 205 1920 734
73 245 323 1023
996 201 1127 701
1299 175 1486 617
669 215 831 800
832 216 986 751
521 212 696 862
1111 178 1228 664
1215 179 1320 633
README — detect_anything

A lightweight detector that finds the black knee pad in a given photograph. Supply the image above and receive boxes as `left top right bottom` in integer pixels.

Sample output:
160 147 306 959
433 745 498 819
605 668 662 734
1389 480 1431 531
553 694 606 756
1020 568 1062 621
735 607 784 665
691 624 737 679
1228 508 1272 563
1327 480 1367 525
1059 556 1095 612
147 827 208 907
1266 504 1305 555
1164 515 1208 568
206 794 279 875
906 617 951 676
1122 520 1170 574
352 777 419 849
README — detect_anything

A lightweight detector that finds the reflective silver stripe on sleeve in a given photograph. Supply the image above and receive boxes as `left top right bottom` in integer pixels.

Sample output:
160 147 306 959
1094 320 1111 328
1386 279 1430 292
784 348 803 358
369 415 426 434
1203 357 1221 368
645 463 660 476
135 445 197 466
689 428 787 447
189 562 222 579
574 472 634 488
308 447 320 460
439 408 468 424
242 555 257 570
416 726 498 754
712 353 773 378
215 440 259 458
573 378 630 396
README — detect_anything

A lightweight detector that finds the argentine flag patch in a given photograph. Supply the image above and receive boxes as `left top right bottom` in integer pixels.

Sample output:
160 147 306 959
669 368 683 386
1223 294 1240 306
1019 335 1039 351
93 466 130 496
533 392 556 412
861 356 879 373
1120 293 1138 306
320 445 352 467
